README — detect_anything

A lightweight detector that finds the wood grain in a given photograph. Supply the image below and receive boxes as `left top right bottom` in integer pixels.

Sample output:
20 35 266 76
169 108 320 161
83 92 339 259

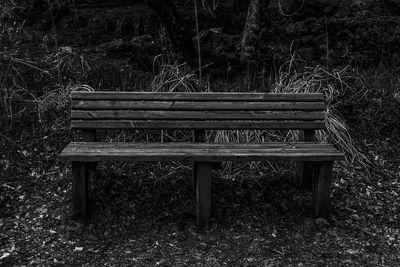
71 110 325 121
72 100 325 111
72 91 324 102
71 120 326 130
60 142 345 162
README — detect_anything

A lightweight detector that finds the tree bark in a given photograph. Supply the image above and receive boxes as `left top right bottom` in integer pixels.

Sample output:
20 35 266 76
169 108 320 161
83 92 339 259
146 0 196 68
241 0 269 62
234 0 250 12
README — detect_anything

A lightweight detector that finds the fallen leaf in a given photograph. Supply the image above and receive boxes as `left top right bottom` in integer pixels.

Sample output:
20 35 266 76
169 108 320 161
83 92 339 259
315 218 330 227
347 249 358 255
350 214 361 221
0 252 10 260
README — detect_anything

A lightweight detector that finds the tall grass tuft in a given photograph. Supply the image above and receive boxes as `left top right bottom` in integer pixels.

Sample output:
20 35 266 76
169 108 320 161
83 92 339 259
144 59 371 180
149 56 207 92
272 65 370 167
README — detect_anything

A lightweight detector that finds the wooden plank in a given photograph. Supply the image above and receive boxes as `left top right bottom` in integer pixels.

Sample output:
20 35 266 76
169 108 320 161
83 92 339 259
62 152 344 162
72 91 324 102
71 120 326 130
313 161 333 219
196 162 212 229
60 142 345 162
62 142 337 149
72 100 325 111
71 110 325 121
72 162 88 221
62 145 342 154
62 144 342 153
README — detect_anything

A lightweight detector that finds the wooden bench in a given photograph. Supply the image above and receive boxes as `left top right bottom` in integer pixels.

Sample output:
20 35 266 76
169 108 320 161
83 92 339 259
60 91 344 229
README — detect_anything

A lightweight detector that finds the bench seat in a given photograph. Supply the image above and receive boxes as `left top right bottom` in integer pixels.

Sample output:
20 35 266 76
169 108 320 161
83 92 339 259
60 142 344 162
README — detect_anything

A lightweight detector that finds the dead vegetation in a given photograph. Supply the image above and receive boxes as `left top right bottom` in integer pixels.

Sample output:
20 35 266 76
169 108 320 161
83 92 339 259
1 0 400 266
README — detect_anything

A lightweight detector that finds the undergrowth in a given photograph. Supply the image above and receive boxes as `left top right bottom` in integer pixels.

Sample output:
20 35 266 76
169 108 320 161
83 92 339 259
1 3 400 266
2 44 399 181
1 1 400 182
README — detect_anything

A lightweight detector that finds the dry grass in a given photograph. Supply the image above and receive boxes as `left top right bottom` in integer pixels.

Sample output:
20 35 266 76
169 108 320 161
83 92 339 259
149 57 208 92
139 58 371 180
0 0 384 180
272 65 370 167
207 64 371 179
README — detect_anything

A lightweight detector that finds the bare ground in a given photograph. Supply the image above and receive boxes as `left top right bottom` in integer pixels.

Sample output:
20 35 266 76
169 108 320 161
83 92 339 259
1 134 399 266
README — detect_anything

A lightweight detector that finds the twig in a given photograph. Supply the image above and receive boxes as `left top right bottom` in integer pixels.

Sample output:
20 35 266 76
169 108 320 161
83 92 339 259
194 0 202 82
10 57 51 76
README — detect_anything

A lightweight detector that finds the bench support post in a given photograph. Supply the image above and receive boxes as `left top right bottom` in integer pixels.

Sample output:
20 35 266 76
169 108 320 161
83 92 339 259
196 161 212 229
71 129 96 220
192 130 206 194
82 129 97 191
72 162 88 220
297 130 315 190
192 130 221 195
82 129 97 177
313 161 333 219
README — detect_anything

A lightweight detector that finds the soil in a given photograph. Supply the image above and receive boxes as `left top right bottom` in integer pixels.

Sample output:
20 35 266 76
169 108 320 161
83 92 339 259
1 134 400 265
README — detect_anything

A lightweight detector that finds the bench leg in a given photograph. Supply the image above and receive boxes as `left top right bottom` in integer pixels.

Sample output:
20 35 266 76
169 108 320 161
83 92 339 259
196 161 212 229
192 162 199 195
82 129 97 197
72 162 89 221
312 161 333 219
192 162 221 195
192 130 206 195
298 162 314 191
296 130 315 190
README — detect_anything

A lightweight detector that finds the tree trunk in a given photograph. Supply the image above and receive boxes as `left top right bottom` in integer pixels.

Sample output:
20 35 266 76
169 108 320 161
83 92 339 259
241 0 267 62
234 0 250 12
146 0 196 68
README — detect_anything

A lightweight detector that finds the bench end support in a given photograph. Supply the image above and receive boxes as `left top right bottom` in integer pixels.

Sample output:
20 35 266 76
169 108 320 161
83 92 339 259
72 162 89 221
196 161 212 229
313 161 333 219
297 129 315 190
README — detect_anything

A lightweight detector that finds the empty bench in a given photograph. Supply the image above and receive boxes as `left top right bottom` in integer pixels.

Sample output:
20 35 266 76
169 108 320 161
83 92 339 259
60 91 344 229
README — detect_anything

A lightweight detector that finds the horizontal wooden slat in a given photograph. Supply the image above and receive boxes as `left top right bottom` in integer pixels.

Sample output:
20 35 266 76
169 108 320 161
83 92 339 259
60 142 344 162
71 92 324 102
65 142 335 149
72 100 325 111
71 120 326 130
71 110 325 121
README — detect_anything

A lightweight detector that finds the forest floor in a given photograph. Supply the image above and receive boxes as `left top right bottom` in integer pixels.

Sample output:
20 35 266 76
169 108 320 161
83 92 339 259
1 129 400 266
1 1 400 266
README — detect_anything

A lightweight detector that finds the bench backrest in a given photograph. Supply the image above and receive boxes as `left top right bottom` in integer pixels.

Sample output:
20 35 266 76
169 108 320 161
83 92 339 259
71 92 326 130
